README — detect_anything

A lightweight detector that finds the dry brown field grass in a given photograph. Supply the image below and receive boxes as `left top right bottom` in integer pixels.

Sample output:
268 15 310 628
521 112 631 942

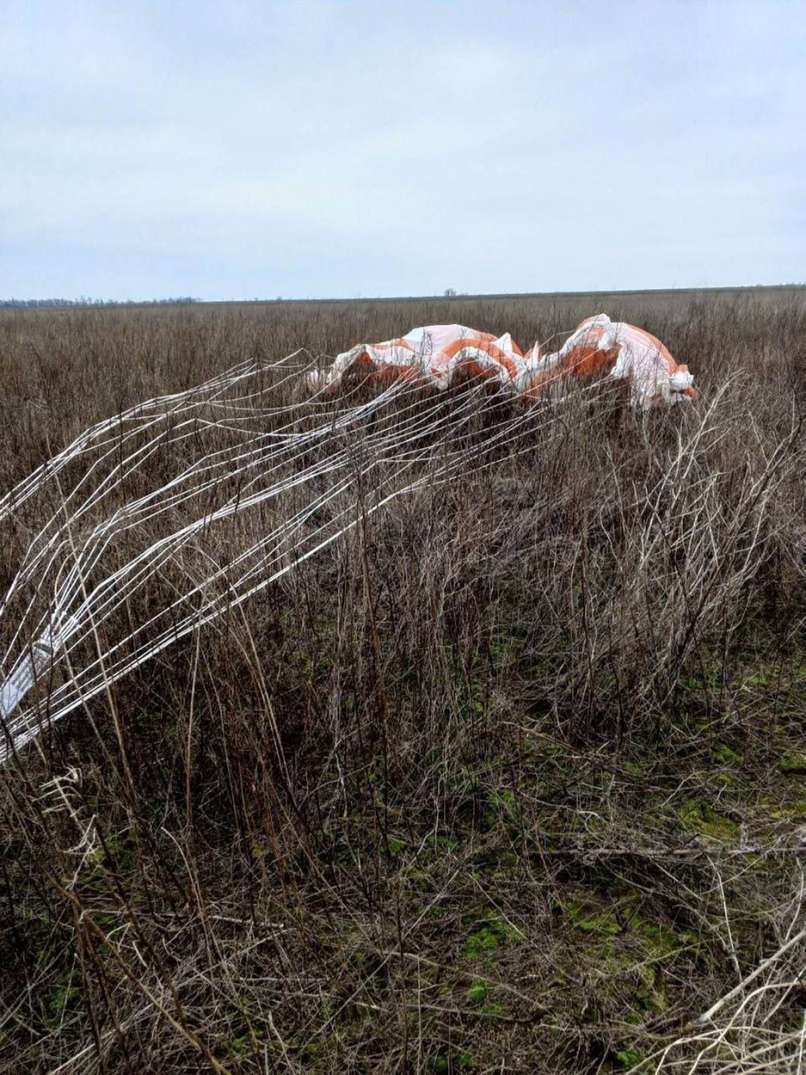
0 288 804 1073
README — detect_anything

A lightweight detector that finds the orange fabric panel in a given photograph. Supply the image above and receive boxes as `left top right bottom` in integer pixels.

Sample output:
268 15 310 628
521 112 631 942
441 336 520 380
558 343 621 379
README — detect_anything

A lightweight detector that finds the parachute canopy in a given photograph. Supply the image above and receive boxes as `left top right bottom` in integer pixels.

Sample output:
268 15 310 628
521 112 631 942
311 315 697 409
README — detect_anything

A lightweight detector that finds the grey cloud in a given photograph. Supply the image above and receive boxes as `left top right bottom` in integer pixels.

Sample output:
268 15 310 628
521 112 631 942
1 0 803 299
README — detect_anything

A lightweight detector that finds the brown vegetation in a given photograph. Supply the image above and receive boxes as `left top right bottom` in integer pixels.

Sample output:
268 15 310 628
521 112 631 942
0 289 804 1072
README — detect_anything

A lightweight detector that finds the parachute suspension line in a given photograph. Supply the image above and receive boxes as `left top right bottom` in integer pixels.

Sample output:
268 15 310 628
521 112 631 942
0 349 630 765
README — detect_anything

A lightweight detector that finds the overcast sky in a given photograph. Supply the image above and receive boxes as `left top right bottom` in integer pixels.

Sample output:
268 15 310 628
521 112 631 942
2 1 804 300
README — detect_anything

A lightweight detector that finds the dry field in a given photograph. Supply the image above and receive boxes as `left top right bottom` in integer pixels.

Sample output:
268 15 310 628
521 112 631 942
0 288 804 1073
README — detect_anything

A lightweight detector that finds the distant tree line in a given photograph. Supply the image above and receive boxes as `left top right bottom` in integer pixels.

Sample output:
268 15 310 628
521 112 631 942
0 297 199 309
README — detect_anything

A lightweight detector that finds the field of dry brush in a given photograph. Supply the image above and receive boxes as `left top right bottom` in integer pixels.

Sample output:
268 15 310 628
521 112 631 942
0 289 804 1073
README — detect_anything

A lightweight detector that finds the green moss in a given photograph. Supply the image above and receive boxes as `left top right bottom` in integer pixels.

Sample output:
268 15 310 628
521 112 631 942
634 963 667 1013
559 892 698 1026
738 670 771 688
677 799 740 842
710 771 736 787
681 669 720 691
470 847 518 871
622 760 646 777
463 913 524 959
640 922 696 956
465 982 488 1006
426 834 461 853
485 788 518 819
402 866 434 884
565 899 622 936
712 742 741 766
478 1001 506 1021
250 838 270 861
431 1051 475 1073
225 1032 262 1059
48 980 79 1020
463 925 501 958
763 798 806 821
779 753 806 774
614 1047 645 1070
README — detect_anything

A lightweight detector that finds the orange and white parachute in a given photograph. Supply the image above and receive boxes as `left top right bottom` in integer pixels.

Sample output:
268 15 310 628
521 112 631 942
311 315 697 409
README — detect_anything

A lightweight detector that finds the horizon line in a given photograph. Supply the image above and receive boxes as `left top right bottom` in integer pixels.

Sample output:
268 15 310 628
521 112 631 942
3 281 805 311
